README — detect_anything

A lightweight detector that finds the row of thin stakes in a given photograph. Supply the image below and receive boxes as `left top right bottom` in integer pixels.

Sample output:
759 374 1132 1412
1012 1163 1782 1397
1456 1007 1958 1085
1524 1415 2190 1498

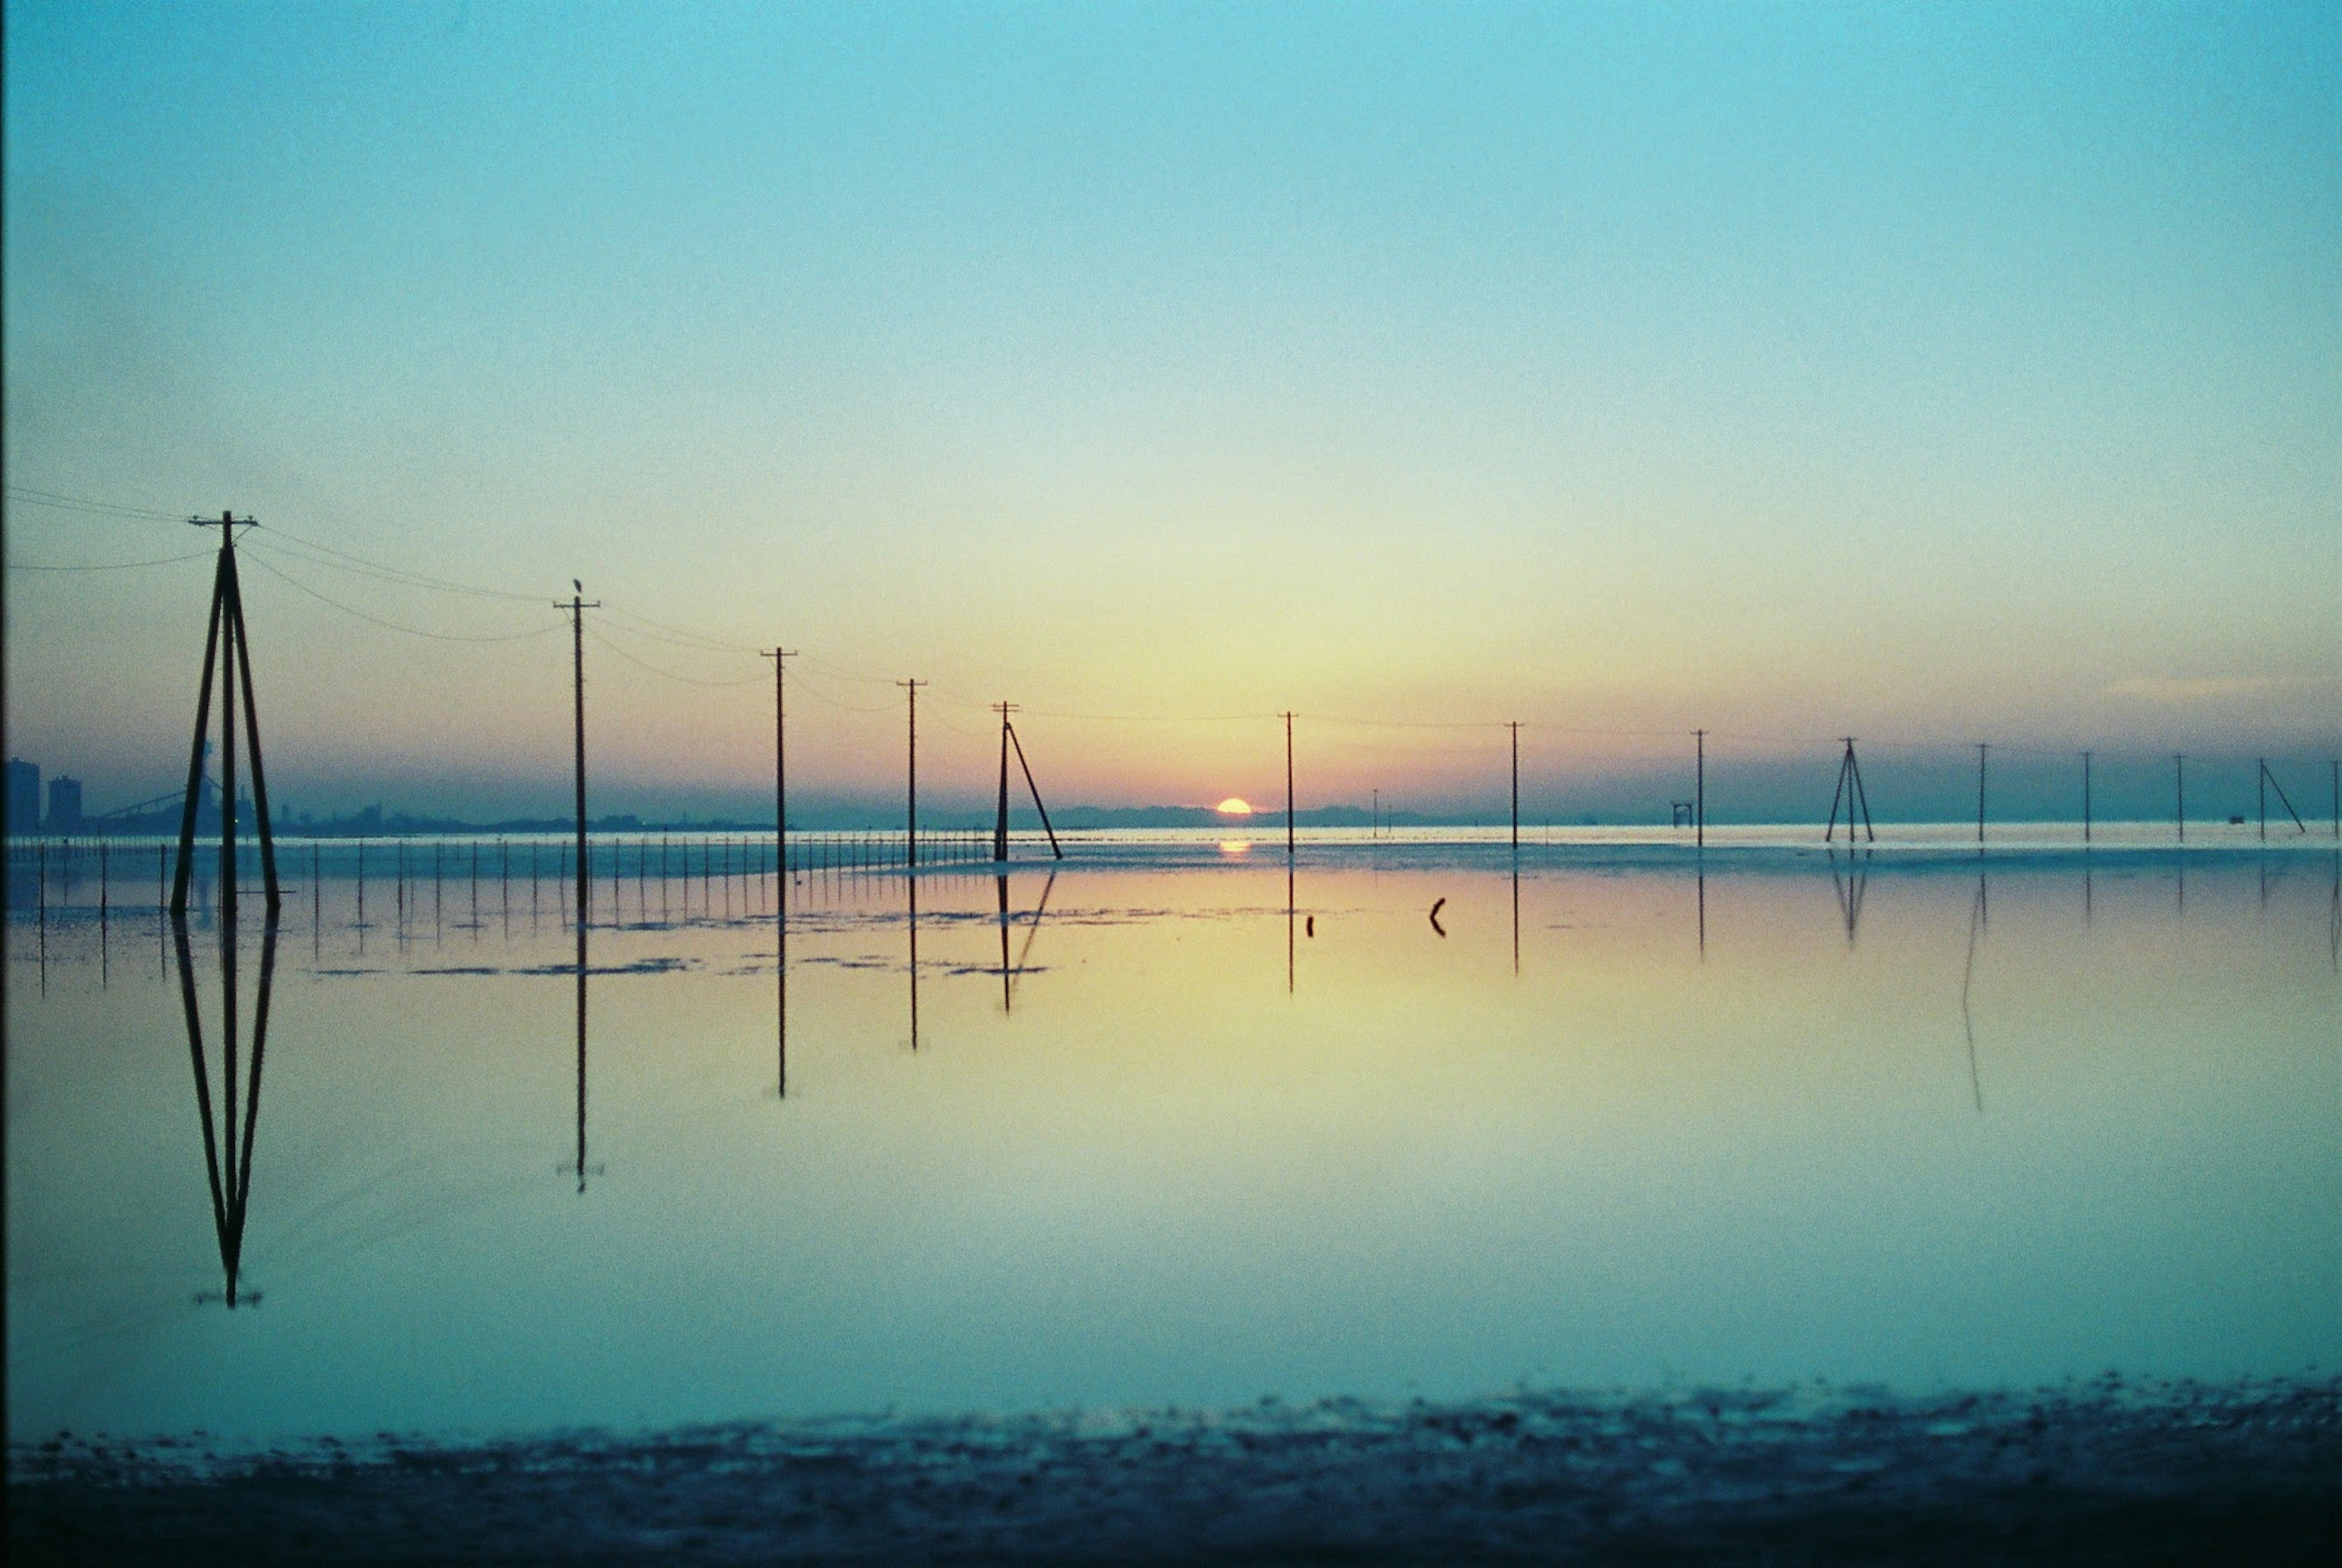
4 828 998 925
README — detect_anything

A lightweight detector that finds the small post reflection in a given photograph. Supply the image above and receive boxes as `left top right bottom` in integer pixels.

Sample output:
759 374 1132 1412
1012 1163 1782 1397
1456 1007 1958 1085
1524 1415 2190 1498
172 912 279 1308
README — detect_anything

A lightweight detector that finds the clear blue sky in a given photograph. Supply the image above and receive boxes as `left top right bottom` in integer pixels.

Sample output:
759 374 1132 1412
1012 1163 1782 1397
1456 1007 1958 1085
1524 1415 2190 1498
5 1 2337 821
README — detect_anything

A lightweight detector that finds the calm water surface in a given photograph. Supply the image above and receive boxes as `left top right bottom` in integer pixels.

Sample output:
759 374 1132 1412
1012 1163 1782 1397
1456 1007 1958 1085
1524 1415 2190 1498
7 836 2338 1444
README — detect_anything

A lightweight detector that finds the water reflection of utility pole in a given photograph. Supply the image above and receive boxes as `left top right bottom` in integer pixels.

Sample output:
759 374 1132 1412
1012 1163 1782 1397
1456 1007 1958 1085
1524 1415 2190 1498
1961 875 1986 1115
173 912 279 1307
1286 860 1296 996
997 873 1012 1012
568 919 596 1193
906 875 922 1050
1696 853 1707 961
1828 848 1870 946
787 889 796 1100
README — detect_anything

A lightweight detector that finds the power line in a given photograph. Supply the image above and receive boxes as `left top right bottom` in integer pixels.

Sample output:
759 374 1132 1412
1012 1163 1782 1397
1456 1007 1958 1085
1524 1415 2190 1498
253 527 543 603
7 550 215 571
584 625 765 687
5 485 186 520
241 551 561 643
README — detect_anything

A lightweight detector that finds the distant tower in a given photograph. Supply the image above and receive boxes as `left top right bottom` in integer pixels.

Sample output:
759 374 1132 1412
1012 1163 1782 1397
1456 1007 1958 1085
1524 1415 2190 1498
5 757 38 836
46 776 85 834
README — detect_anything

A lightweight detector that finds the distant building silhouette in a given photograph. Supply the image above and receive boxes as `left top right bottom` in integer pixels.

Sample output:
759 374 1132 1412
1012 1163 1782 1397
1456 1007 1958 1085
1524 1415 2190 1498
5 758 38 836
47 775 85 834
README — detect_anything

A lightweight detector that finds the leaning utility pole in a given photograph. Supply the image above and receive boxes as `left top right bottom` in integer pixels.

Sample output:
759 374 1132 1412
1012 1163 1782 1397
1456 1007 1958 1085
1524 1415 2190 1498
172 512 281 920
899 679 927 866
1283 712 1297 856
559 583 601 926
1011 721 1062 859
762 648 795 865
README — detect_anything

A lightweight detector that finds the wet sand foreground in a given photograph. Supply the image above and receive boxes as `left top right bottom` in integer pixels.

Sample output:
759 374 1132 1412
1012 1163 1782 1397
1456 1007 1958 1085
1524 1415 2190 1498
11 1376 2338 1564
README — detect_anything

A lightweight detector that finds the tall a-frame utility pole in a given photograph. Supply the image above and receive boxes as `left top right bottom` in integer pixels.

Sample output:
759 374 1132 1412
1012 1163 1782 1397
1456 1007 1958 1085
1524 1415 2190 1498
173 512 281 920
992 703 1064 862
1824 737 1876 843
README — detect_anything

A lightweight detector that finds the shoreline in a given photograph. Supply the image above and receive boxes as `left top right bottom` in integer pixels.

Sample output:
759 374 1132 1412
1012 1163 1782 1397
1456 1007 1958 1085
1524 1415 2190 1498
12 1376 2338 1563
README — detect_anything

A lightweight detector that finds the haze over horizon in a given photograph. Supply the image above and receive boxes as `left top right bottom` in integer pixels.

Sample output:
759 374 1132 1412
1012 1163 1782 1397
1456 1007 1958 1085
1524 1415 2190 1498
6 1 2337 824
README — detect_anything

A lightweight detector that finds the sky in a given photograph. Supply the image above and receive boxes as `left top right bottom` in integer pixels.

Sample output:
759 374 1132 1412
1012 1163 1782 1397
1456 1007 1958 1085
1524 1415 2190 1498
5 0 2338 825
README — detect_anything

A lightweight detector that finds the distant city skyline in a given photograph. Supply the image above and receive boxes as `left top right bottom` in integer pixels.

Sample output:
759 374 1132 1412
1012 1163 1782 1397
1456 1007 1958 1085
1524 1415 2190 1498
6 2 2337 816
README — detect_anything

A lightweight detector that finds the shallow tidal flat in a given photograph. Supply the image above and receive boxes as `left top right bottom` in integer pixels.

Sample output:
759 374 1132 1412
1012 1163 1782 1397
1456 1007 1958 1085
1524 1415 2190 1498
8 838 2340 1558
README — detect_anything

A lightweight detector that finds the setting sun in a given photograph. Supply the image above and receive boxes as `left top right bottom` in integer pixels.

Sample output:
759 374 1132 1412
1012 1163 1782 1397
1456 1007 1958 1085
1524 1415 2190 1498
1215 798 1253 815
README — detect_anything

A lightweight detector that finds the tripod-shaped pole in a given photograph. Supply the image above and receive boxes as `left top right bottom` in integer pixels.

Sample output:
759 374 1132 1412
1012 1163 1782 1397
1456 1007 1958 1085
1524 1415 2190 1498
993 703 1064 861
172 514 281 918
1823 737 1875 843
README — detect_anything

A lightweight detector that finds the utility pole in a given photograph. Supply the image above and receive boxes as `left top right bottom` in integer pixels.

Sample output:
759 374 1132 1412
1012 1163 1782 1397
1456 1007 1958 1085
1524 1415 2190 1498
1824 738 1875 843
1508 721 1520 851
899 680 926 867
172 512 281 920
762 648 794 868
1976 743 1988 845
2260 757 2268 841
1372 788 1380 839
994 701 1017 861
559 583 601 927
2082 751 2093 845
2175 754 2185 843
1283 712 1296 857
1694 729 1706 848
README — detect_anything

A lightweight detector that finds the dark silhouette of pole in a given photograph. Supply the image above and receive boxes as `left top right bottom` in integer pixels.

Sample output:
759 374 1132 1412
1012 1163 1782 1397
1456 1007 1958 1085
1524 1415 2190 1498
2260 760 2308 837
220 562 237 930
2260 757 2268 840
1008 722 1062 859
2175 754 2185 843
763 648 793 869
1284 712 1296 856
173 513 280 918
559 584 601 928
222 542 281 917
1694 729 1706 848
899 679 926 866
1975 743 1988 845
1508 721 1520 851
2082 751 2093 845
1825 738 1875 843
994 702 1017 861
